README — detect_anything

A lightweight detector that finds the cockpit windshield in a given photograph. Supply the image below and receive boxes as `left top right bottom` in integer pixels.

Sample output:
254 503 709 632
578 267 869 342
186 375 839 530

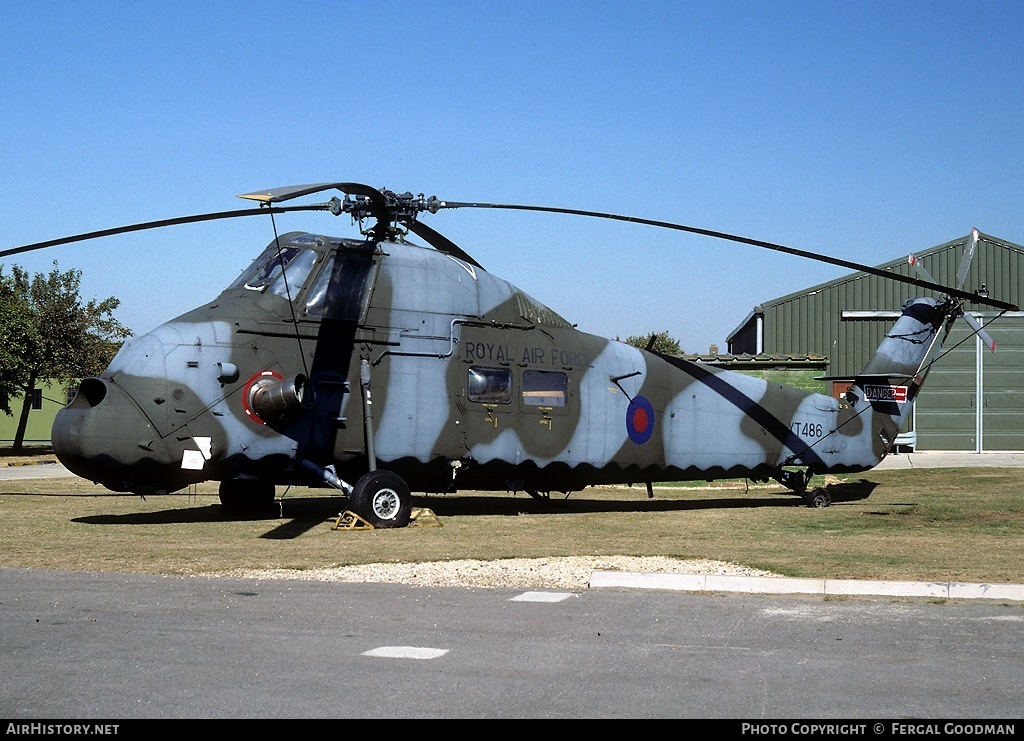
226 234 377 320
228 241 319 299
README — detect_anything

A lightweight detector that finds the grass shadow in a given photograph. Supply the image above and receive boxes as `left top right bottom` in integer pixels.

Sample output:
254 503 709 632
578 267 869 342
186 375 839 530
65 480 878 531
415 479 878 517
71 494 343 522
823 479 878 503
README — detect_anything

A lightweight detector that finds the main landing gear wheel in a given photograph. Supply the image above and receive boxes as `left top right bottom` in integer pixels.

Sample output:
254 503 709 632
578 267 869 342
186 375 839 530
351 470 412 528
805 488 832 508
219 478 276 514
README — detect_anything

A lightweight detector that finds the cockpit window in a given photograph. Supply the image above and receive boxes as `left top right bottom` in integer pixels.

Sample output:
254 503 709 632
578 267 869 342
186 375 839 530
264 248 317 298
229 244 318 297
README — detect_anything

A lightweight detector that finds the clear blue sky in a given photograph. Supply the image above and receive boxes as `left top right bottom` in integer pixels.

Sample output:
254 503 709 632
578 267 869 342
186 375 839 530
2 1 1022 354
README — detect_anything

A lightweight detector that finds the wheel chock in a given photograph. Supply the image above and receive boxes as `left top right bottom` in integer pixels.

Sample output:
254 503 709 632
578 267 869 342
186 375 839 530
409 507 441 528
332 507 442 530
332 510 375 530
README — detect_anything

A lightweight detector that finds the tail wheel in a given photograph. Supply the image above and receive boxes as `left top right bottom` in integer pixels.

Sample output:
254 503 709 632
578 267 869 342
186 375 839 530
351 470 412 528
805 488 832 508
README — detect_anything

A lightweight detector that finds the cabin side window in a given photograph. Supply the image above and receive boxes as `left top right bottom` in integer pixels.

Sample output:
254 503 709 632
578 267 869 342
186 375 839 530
467 367 512 404
521 370 567 407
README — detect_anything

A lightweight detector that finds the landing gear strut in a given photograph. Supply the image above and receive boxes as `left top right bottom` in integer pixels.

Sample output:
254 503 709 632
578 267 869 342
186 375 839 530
769 468 813 494
766 468 831 508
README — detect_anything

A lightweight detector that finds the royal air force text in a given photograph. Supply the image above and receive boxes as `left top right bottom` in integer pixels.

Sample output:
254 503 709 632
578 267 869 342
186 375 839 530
463 342 587 369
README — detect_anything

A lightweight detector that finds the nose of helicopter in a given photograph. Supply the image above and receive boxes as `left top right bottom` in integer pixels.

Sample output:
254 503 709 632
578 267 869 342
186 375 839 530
52 377 184 493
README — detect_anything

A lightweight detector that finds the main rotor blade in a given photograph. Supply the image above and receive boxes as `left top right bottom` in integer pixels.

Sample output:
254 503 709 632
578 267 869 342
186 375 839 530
0 204 330 259
406 220 484 269
440 201 1019 312
238 182 386 206
238 182 393 224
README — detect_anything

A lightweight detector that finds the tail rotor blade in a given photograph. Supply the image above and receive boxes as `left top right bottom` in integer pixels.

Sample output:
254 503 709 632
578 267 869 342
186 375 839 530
908 252 940 285
963 312 998 353
910 230 998 353
955 228 980 292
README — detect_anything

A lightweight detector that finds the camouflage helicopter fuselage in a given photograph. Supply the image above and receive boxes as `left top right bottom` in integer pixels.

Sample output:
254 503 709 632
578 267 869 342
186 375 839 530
53 231 939 504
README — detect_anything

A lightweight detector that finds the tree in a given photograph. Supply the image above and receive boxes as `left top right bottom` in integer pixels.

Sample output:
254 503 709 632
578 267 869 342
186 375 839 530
622 330 683 356
0 269 34 413
0 263 132 452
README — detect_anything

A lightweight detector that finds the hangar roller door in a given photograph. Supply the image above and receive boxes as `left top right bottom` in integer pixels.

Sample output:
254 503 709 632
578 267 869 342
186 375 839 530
915 316 1024 451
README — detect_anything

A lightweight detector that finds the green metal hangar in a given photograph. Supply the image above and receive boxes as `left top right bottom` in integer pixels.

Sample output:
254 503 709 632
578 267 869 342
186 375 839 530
726 231 1024 452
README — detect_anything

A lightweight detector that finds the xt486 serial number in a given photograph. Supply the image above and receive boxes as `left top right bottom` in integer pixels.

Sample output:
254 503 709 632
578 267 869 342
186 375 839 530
791 421 824 438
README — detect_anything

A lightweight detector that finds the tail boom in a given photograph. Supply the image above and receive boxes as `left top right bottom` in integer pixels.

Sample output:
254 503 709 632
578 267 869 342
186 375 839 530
846 297 946 459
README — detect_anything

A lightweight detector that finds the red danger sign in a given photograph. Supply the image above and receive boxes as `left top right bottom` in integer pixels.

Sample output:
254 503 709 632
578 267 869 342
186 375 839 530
864 385 908 403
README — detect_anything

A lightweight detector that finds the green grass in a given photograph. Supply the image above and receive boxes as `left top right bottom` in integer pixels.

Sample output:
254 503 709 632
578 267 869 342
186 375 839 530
1 466 1022 584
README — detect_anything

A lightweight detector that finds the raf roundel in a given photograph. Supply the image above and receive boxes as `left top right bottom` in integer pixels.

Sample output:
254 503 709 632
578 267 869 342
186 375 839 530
626 395 655 445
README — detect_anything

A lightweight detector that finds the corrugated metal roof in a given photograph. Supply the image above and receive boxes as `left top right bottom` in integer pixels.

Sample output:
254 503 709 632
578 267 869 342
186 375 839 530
726 231 1022 379
725 231 1024 357
756 231 1023 310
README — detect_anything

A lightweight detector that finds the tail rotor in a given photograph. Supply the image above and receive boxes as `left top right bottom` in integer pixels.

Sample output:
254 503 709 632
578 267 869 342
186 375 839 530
907 227 999 355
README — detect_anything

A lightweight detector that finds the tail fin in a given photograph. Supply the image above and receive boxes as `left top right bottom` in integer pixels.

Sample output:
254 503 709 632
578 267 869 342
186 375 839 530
845 297 947 452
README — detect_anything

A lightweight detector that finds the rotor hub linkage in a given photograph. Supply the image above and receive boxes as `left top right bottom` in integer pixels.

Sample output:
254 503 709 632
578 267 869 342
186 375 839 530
331 190 448 238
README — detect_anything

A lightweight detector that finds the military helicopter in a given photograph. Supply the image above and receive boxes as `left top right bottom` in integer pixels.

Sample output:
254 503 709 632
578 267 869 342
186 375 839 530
2 183 1017 526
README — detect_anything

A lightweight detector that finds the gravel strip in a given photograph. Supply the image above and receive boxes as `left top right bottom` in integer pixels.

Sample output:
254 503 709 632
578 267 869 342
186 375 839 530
205 556 778 590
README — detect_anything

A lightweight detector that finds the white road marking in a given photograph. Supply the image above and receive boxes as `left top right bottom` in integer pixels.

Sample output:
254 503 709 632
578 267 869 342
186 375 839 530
510 591 574 602
362 646 448 660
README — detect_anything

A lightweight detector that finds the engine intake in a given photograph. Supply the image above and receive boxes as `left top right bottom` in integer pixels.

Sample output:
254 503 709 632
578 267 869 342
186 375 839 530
244 372 308 424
